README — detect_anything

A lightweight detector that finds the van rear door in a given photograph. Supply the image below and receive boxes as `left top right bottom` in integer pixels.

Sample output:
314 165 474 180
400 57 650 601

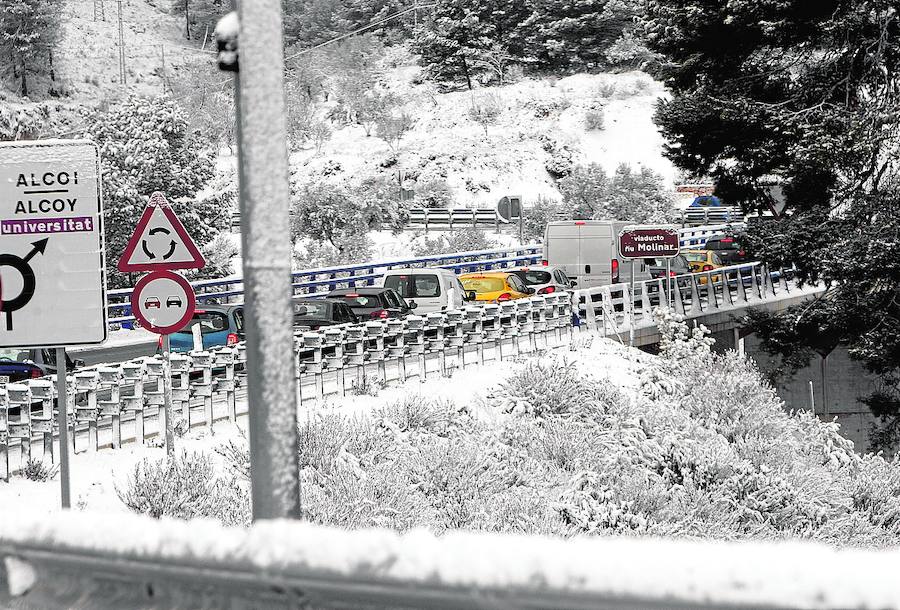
544 223 581 280
577 222 615 288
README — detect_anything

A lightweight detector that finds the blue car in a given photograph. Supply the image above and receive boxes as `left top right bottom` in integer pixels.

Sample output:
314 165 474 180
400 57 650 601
0 348 83 382
167 305 245 353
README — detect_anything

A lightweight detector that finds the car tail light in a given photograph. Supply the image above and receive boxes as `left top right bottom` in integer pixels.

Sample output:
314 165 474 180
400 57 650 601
195 310 206 314
721 238 733 243
611 259 619 283
574 220 585 225
541 260 549 266
345 293 359 298
702 264 714 271
31 368 42 379
669 271 676 277
738 250 746 256
538 286 556 294
226 333 239 346
157 336 164 349
370 310 389 319
497 293 512 302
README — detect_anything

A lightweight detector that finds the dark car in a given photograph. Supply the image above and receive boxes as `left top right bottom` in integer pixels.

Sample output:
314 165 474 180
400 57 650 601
169 304 245 353
293 298 358 330
703 237 749 265
325 287 415 320
647 255 692 280
0 348 84 383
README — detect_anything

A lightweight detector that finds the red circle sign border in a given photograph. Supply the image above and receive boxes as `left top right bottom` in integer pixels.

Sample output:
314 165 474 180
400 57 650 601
130 270 196 335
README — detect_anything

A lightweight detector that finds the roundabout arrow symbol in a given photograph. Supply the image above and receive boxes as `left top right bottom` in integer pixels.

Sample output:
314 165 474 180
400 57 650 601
0 238 48 331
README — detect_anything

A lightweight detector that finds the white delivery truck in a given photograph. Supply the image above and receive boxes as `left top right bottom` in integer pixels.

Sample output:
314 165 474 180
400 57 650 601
543 220 654 289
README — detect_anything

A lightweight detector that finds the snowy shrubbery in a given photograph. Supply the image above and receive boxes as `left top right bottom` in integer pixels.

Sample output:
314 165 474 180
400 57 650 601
410 228 501 257
116 451 248 526
118 313 900 547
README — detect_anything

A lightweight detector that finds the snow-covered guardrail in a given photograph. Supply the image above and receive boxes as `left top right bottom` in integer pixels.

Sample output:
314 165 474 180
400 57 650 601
3 510 899 609
573 261 807 341
106 245 544 327
0 293 572 477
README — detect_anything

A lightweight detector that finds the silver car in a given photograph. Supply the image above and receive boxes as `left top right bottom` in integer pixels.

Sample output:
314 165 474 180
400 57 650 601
509 265 576 295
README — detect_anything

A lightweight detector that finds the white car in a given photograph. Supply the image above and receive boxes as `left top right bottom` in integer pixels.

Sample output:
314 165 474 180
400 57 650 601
508 265 576 295
380 268 471 314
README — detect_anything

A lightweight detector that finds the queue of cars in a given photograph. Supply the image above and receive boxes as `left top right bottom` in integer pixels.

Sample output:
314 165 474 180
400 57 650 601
150 222 747 354
543 219 749 290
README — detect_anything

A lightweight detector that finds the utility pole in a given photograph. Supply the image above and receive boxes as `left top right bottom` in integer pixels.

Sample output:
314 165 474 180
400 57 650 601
159 44 167 94
117 0 126 85
185 0 191 40
224 1 301 520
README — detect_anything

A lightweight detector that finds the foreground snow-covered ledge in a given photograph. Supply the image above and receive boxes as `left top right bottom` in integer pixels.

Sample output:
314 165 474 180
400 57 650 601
1 511 899 609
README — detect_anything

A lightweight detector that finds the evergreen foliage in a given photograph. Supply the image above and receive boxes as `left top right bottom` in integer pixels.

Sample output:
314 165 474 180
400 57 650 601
87 96 220 288
0 0 61 96
642 0 900 450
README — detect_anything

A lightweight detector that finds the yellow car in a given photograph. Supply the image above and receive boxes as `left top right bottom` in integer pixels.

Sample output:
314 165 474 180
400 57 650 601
682 250 724 284
459 272 533 302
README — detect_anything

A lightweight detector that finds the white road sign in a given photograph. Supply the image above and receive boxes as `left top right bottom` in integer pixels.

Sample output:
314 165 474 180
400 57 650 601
0 140 107 348
130 270 196 335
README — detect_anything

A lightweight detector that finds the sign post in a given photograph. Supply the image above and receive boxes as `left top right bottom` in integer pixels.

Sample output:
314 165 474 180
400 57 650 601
618 225 680 343
119 193 204 457
0 139 107 509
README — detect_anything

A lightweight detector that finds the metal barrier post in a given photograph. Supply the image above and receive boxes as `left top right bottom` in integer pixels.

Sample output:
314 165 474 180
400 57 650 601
232 0 301 519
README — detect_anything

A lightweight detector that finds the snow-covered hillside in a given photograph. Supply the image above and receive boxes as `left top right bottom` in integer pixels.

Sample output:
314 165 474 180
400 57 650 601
281 70 676 208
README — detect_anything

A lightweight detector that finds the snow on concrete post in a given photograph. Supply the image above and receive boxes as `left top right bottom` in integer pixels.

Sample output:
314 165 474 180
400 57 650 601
7 383 32 467
28 380 54 461
97 366 122 448
0 386 8 481
121 362 145 445
74 371 100 452
192 351 215 430
144 359 168 449
215 348 237 422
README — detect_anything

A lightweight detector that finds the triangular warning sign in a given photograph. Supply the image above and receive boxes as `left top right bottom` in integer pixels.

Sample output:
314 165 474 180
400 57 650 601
118 192 206 272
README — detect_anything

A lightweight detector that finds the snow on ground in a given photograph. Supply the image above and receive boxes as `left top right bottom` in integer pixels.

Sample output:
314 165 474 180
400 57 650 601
2 336 636 515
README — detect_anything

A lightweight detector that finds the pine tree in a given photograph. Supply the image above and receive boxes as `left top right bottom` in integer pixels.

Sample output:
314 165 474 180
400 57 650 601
523 0 637 71
642 0 900 450
0 0 61 96
88 96 220 288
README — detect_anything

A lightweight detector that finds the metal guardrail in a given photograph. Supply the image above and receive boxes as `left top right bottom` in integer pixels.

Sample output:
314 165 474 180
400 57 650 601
2 510 891 609
677 207 745 226
106 245 543 327
0 294 572 476
573 262 803 340
406 206 515 232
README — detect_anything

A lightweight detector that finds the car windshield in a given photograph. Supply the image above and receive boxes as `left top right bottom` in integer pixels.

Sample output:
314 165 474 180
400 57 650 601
336 294 381 308
683 252 707 262
176 311 229 335
0 348 30 362
293 301 328 318
461 277 505 292
511 270 552 285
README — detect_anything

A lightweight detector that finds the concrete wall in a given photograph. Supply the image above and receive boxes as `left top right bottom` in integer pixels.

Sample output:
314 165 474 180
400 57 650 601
648 327 880 451
742 336 878 452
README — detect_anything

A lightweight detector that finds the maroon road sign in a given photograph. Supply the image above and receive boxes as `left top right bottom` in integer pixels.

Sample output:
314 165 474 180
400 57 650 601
618 225 679 259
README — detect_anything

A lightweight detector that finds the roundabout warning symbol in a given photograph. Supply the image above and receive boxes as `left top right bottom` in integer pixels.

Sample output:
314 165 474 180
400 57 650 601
0 140 107 348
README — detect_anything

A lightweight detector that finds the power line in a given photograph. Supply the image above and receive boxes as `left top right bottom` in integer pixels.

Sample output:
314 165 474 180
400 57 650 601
284 3 434 62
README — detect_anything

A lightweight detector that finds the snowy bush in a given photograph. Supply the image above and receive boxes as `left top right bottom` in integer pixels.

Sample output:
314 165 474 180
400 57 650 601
22 459 57 482
491 357 599 417
116 452 248 526
411 228 501 256
584 109 605 131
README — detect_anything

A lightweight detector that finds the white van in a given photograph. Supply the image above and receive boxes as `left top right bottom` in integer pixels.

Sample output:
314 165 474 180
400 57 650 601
543 220 653 289
380 268 468 314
